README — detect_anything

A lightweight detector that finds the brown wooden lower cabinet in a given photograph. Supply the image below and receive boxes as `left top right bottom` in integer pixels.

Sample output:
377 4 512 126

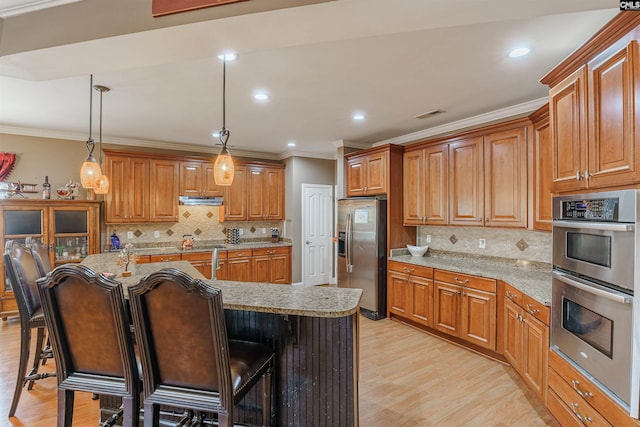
433 269 497 351
503 284 549 402
136 246 292 284
548 349 639 427
388 261 435 327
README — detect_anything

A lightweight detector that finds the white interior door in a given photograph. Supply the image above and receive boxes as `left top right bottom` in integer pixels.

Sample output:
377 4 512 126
301 184 333 286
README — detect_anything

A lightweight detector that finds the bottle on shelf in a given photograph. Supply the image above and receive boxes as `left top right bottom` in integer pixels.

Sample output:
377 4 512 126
42 176 51 199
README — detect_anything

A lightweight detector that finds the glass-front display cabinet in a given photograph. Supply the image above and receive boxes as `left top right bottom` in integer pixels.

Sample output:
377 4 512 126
0 200 101 319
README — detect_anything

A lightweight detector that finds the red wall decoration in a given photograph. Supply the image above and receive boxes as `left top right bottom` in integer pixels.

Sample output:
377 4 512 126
0 153 16 182
152 0 249 17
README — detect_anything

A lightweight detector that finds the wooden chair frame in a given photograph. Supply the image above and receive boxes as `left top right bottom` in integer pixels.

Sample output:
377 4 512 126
37 264 140 427
128 268 273 427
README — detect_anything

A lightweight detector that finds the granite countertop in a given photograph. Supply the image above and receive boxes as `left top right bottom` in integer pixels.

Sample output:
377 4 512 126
130 241 292 256
388 250 552 306
81 253 361 318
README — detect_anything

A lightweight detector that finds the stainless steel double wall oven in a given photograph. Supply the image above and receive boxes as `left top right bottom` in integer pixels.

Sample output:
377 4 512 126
552 190 640 416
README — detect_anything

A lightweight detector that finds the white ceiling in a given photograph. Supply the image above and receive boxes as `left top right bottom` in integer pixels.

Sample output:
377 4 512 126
0 0 619 159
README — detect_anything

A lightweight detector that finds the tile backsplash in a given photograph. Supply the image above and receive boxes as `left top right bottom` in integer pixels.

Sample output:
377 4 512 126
417 226 552 264
105 206 283 249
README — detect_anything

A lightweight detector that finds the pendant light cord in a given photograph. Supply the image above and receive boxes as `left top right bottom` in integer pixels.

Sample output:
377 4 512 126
219 59 230 147
98 88 103 165
86 74 95 156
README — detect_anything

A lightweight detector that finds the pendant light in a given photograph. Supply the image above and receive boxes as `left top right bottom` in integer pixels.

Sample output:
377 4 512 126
80 74 103 189
93 84 110 195
213 55 235 186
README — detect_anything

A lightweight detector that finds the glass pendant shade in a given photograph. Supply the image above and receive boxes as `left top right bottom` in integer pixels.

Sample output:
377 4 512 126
213 146 235 186
94 174 110 194
80 152 102 189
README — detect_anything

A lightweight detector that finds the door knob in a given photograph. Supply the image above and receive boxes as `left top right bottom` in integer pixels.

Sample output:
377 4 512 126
305 240 311 245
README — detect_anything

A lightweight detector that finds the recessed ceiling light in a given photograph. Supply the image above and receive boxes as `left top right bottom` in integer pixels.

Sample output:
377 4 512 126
509 47 531 58
217 52 238 61
287 142 296 148
254 92 269 101
352 113 366 121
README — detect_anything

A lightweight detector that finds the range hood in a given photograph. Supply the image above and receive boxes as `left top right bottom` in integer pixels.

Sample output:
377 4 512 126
178 196 223 206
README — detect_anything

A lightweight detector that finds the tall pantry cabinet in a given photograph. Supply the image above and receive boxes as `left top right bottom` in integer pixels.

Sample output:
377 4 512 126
0 200 101 319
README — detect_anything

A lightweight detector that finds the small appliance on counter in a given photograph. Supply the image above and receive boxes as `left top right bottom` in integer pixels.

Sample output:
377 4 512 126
110 231 121 250
271 228 280 243
181 234 193 250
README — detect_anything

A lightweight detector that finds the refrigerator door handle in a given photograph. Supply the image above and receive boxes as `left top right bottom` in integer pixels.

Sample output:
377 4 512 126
346 213 353 273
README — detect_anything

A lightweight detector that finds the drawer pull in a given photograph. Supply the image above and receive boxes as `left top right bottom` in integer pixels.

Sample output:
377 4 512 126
571 403 592 423
506 291 518 301
572 380 594 398
525 303 540 314
454 277 469 284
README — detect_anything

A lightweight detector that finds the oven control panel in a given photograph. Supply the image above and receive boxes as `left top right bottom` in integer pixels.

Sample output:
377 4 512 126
561 198 618 220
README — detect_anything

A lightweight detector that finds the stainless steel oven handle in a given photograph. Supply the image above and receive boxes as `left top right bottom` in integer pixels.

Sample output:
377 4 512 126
552 220 634 232
552 271 632 304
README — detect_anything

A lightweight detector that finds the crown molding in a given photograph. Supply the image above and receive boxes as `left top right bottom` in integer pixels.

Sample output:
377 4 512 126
277 150 336 161
372 97 548 147
331 139 371 150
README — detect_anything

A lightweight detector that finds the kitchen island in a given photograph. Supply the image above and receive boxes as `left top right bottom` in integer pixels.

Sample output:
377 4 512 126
81 254 362 426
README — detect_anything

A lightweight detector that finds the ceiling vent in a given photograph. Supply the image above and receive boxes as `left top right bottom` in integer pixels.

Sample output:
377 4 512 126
415 109 445 119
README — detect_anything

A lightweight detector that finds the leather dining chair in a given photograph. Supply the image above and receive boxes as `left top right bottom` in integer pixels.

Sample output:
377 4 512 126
128 268 275 427
29 239 53 276
37 264 140 427
4 240 56 418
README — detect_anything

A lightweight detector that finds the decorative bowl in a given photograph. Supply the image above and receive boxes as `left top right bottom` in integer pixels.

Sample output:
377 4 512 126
407 244 429 257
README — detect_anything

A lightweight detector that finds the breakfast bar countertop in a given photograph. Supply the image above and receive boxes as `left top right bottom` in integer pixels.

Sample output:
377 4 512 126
130 241 293 256
388 250 552 306
81 253 362 318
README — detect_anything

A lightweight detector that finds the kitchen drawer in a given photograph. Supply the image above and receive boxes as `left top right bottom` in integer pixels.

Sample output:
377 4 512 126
549 350 637 427
504 282 523 305
388 261 433 278
549 368 612 426
226 249 251 259
149 254 181 263
136 255 151 264
547 388 584 427
434 269 496 293
181 251 213 261
522 294 550 326
252 246 290 257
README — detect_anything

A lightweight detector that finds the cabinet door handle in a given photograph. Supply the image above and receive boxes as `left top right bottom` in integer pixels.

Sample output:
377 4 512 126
575 171 585 181
454 277 469 284
525 303 540 314
571 380 594 398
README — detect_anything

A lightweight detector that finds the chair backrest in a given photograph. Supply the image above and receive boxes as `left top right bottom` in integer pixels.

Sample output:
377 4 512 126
30 240 53 276
4 240 43 320
37 264 138 395
128 268 233 410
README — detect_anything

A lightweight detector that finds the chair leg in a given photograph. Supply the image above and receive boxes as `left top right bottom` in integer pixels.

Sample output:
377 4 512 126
144 402 159 427
262 370 272 427
57 389 74 427
122 395 140 427
8 324 31 417
27 326 46 390
218 411 231 427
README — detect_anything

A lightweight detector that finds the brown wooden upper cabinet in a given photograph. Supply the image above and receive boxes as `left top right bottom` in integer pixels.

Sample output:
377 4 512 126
403 123 527 228
179 160 222 197
104 151 179 223
105 153 151 223
346 150 388 196
220 162 285 222
530 105 552 232
543 16 640 193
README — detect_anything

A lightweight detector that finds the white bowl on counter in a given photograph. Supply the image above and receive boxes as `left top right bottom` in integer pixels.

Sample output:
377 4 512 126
407 244 429 257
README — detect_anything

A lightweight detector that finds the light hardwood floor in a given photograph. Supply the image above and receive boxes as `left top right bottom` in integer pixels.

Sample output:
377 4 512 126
0 314 556 426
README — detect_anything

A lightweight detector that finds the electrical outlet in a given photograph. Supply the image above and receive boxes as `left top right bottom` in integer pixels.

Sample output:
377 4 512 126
262 228 267 234
479 238 486 249
426 235 432 243
238 229 244 236
154 231 160 238
127 231 134 239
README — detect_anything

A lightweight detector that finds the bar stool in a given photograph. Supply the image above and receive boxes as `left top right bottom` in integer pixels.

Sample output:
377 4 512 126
4 240 56 418
128 268 275 426
37 264 140 427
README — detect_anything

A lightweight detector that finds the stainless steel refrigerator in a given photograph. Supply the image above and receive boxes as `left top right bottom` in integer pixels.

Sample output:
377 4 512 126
337 197 387 320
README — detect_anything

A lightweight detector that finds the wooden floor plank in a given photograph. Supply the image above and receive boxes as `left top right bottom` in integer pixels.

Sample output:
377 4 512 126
0 314 555 426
